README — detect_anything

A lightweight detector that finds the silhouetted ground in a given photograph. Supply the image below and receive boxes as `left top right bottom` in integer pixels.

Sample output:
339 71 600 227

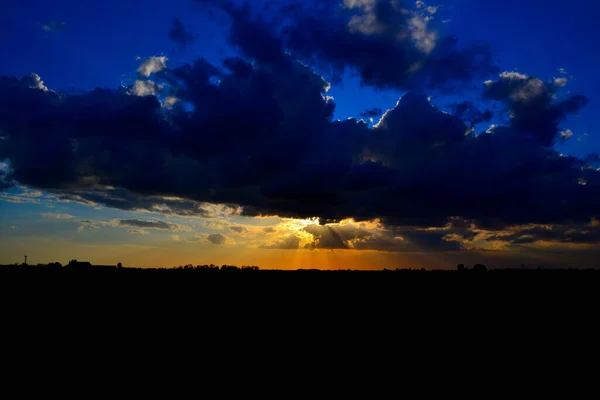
3 261 600 273
1 261 598 385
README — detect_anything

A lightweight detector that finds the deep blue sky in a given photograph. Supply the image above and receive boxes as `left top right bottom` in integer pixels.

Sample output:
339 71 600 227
0 0 600 263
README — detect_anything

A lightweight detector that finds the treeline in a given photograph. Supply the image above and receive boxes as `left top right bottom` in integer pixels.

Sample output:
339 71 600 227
174 264 260 271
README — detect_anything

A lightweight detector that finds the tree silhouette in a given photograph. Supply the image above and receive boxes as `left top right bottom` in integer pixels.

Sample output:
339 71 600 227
473 264 488 272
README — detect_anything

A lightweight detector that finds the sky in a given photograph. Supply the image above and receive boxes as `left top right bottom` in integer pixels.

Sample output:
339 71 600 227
1 0 600 269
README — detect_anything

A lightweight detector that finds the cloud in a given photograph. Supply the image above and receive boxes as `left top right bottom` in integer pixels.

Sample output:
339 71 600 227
78 218 191 233
53 188 226 218
130 80 163 96
300 220 463 252
190 232 233 245
0 169 12 190
21 73 48 92
360 108 383 119
448 101 493 127
169 17 197 48
128 228 149 235
560 129 574 140
260 234 301 249
41 213 74 220
42 21 67 32
229 226 248 233
138 56 168 77
118 219 191 231
554 77 568 87
198 0 496 90
484 71 588 146
207 233 228 245
471 221 600 249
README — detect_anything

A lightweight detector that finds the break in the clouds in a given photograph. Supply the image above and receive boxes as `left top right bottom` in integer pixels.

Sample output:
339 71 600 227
0 0 598 253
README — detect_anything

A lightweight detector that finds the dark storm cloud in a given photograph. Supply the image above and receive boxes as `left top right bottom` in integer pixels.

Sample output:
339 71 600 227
486 222 600 246
54 188 215 217
0 1 599 253
196 0 496 91
169 17 197 48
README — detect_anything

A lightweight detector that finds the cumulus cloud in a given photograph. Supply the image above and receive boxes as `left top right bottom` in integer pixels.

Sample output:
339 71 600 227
130 80 163 96
138 56 168 77
21 73 48 92
484 71 588 146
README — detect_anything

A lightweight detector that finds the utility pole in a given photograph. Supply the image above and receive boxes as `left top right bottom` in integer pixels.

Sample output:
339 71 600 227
24 254 28 265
